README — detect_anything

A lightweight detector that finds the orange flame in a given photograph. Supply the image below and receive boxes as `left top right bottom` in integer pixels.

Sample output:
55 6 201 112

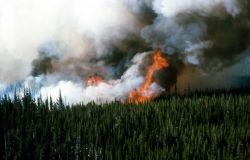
128 49 170 104
86 75 104 87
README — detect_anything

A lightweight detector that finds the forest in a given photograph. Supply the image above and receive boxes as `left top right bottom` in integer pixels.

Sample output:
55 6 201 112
1 90 250 160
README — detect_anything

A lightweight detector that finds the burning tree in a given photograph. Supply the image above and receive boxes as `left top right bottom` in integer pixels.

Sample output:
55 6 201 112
128 49 170 104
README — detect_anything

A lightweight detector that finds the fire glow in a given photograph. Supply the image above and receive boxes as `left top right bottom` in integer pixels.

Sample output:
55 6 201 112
84 50 170 104
86 75 104 87
128 49 170 104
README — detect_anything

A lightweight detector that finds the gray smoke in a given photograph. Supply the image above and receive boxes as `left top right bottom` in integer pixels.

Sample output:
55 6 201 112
142 0 250 68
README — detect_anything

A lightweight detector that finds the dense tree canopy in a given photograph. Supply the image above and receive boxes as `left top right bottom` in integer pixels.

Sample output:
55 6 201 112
1 91 250 159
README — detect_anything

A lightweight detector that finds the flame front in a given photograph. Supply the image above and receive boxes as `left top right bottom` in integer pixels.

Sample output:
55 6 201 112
128 49 170 104
86 75 104 87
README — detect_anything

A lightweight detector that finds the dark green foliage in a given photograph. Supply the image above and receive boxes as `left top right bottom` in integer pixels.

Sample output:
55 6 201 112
1 91 250 159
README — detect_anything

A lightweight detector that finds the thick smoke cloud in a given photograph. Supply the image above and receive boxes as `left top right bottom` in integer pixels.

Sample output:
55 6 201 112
0 0 249 104
143 0 250 71
0 0 140 82
38 52 148 104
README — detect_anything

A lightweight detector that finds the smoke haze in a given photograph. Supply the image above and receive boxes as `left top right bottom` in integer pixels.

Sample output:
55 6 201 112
0 0 249 104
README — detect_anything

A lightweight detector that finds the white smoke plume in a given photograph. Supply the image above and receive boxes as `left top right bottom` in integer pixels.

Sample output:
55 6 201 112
153 0 240 17
0 0 139 83
38 52 148 104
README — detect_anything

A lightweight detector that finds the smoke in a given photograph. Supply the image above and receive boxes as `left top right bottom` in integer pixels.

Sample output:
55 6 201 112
0 0 140 82
152 0 240 17
0 0 249 104
38 52 148 104
143 0 250 72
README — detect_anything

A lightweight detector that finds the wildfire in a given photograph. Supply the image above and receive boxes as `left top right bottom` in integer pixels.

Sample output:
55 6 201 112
128 49 170 104
86 75 104 87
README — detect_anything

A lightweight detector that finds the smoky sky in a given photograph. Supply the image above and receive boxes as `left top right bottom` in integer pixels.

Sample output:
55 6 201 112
0 0 249 104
